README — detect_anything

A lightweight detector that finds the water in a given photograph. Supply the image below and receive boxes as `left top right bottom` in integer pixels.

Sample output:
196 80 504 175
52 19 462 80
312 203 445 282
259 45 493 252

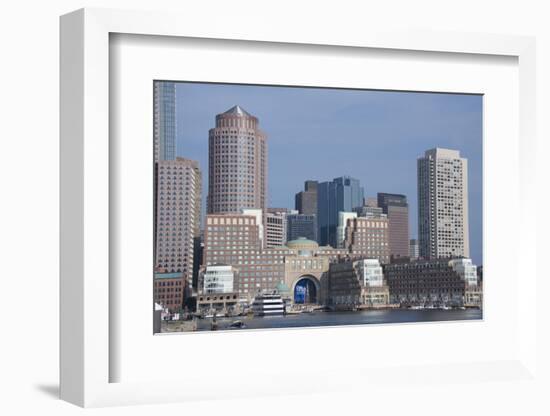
195 309 482 332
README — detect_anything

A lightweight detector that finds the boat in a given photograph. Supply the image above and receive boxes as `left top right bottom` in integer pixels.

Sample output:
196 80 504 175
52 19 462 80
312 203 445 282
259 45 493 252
251 292 285 317
229 320 246 329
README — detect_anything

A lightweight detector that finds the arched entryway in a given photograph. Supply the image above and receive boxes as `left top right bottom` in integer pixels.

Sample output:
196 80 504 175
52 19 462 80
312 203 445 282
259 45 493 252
293 276 319 304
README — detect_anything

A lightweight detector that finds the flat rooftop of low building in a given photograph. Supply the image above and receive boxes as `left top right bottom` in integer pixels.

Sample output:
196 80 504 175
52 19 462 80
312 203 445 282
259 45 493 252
154 272 183 280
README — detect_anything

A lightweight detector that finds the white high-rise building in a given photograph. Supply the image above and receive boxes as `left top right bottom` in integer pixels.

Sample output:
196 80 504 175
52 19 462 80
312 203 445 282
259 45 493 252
417 148 470 259
265 208 296 248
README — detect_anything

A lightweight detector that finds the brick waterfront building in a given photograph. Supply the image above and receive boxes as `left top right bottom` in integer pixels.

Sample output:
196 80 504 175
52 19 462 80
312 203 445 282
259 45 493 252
383 258 467 306
153 272 185 312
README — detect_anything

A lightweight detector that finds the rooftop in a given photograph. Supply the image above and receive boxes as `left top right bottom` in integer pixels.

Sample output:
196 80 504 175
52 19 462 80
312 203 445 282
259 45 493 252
223 105 253 117
424 148 461 159
154 272 183 280
286 237 319 250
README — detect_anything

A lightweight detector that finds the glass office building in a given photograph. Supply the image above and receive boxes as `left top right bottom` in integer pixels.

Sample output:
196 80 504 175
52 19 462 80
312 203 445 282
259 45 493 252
317 176 364 247
154 81 177 162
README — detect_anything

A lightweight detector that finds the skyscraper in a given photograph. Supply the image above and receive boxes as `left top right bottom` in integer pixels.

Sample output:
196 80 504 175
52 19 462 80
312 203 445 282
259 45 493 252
317 176 364 247
377 193 410 259
265 208 294 248
287 213 317 242
295 180 318 215
153 81 176 162
154 157 202 291
417 148 469 259
207 105 268 215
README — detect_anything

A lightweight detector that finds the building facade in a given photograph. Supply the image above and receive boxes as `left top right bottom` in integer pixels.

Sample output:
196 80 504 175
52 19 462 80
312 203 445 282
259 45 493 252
282 238 348 306
336 211 357 248
417 148 470 259
383 258 467 306
153 272 185 312
343 216 390 264
295 180 318 215
354 204 384 217
377 193 410 259
287 213 317 242
450 258 482 307
200 264 236 294
203 213 291 298
283 238 331 306
153 81 176 163
203 213 349 303
154 157 202 292
409 238 420 259
449 258 478 286
327 259 390 309
265 208 294 248
317 176 365 247
207 105 267 215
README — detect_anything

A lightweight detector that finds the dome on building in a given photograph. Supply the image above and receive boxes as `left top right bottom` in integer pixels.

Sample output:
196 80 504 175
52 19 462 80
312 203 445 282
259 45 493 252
275 281 290 295
286 237 319 251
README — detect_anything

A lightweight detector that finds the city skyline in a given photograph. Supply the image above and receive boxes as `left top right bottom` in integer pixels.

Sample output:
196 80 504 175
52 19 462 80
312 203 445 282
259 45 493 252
174 82 482 264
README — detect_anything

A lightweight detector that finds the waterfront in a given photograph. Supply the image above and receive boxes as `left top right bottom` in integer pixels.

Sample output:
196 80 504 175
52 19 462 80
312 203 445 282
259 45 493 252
182 308 482 332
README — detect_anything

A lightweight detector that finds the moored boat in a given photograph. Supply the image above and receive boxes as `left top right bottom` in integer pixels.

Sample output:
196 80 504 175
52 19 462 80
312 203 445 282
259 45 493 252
252 292 285 316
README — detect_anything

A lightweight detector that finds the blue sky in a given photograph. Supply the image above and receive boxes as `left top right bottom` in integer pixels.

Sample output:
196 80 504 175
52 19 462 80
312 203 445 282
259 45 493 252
173 82 483 265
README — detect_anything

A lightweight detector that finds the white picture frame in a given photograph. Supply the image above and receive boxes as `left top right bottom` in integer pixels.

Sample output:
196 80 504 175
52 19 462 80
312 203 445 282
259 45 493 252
60 7 538 408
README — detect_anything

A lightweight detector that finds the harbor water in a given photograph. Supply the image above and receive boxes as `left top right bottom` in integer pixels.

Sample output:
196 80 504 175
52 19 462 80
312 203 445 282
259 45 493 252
194 308 482 332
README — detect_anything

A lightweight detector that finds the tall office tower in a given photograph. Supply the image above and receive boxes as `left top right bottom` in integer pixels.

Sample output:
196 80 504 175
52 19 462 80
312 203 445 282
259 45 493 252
207 105 268 215
317 176 364 247
409 238 420 259
377 193 410 259
343 216 390 264
295 180 319 215
265 208 293 248
417 148 469 259
153 81 176 163
287 213 317 242
154 157 202 291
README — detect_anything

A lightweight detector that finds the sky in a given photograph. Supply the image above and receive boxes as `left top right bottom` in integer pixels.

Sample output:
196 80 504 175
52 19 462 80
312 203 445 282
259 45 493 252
173 82 483 265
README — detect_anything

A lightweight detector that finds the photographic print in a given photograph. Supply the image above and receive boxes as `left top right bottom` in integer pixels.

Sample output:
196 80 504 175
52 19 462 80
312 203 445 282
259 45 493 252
153 81 483 333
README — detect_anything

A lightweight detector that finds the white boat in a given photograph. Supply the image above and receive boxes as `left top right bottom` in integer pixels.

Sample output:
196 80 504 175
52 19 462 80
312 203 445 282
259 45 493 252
252 292 285 316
